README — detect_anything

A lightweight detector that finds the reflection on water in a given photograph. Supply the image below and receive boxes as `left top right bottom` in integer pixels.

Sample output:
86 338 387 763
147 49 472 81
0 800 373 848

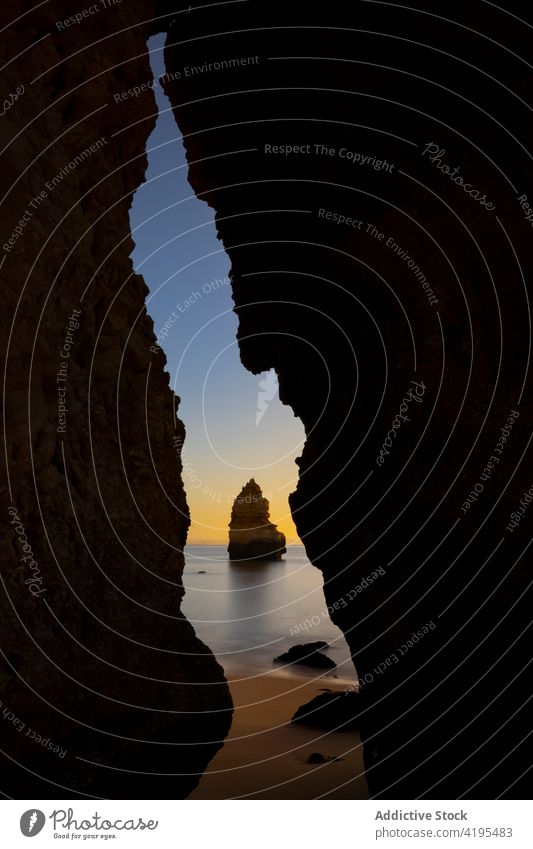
182 544 356 682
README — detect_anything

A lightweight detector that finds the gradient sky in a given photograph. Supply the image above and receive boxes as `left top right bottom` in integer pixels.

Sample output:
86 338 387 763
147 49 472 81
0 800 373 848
130 35 304 543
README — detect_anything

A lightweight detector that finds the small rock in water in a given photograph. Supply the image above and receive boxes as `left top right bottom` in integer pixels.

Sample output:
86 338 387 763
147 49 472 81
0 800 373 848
198 570 206 574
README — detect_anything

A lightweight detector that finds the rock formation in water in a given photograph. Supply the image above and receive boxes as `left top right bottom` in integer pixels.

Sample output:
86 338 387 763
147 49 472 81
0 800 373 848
161 0 533 798
228 479 286 560
0 1 231 799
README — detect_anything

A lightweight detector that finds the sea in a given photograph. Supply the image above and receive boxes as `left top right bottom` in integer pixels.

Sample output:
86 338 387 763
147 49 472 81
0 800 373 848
181 544 357 684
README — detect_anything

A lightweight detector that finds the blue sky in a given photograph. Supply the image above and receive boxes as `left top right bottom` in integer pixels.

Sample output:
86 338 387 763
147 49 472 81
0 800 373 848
129 35 304 542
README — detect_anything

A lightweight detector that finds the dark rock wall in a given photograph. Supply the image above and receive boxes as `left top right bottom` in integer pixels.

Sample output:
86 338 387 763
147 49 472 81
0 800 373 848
0 1 231 798
161 0 533 797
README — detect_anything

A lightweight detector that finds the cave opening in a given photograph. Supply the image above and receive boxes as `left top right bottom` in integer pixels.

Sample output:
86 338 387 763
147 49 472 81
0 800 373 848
127 31 361 798
130 34 304 549
129 31 359 674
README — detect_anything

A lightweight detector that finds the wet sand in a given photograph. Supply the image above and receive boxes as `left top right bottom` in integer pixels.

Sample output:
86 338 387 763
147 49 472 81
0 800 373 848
190 671 368 799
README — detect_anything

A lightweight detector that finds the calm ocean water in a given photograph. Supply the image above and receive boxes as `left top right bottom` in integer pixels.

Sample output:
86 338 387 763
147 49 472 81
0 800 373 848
182 544 356 682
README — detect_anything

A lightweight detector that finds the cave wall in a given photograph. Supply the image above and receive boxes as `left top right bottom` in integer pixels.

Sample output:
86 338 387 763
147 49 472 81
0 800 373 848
0 1 231 798
161 0 533 797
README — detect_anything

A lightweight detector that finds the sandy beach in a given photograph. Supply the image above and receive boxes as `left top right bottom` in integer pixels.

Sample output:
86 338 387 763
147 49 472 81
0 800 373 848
190 671 368 800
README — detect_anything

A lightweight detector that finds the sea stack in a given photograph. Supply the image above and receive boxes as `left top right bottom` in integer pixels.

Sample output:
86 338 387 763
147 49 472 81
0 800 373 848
228 479 286 561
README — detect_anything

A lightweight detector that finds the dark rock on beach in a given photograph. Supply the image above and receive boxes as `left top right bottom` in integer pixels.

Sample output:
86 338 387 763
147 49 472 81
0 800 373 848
273 643 335 669
305 752 345 764
292 692 360 731
306 752 328 764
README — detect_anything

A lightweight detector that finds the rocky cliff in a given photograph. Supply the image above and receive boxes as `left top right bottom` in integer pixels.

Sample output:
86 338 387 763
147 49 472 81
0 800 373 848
0 1 231 798
228 479 286 560
161 0 533 797
2 0 532 801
